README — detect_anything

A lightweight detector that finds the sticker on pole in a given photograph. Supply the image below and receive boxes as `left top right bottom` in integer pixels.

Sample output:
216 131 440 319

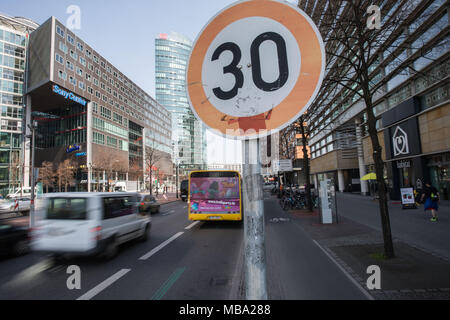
187 0 325 139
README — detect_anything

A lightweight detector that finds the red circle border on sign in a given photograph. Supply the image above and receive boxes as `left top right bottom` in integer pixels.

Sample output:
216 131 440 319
187 0 325 139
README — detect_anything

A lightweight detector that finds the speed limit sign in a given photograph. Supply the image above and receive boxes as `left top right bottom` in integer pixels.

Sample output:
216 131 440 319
187 0 325 139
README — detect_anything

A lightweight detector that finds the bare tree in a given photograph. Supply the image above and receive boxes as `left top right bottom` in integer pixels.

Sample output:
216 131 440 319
56 159 77 192
9 151 23 193
94 147 127 192
40 161 55 193
144 143 163 196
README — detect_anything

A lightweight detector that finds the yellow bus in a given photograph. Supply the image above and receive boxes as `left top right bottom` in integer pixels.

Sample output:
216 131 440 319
188 170 242 221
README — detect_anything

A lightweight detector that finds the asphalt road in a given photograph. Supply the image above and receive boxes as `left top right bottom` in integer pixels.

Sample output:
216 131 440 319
0 201 243 300
0 194 370 300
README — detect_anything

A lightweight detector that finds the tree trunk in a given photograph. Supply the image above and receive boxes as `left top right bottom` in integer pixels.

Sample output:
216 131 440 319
299 120 313 211
149 170 152 196
365 95 395 259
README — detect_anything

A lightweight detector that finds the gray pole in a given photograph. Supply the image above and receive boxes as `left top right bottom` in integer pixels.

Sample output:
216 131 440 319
176 164 179 199
29 122 36 228
242 138 267 300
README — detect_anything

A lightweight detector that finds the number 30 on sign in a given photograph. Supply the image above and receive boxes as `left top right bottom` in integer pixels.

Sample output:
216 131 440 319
187 0 325 139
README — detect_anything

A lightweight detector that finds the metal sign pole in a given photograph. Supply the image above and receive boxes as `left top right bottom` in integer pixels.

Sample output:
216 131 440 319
242 138 267 300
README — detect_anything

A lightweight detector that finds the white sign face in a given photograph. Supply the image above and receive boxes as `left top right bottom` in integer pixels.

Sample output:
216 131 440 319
274 159 293 173
400 187 415 205
202 17 301 118
187 0 325 139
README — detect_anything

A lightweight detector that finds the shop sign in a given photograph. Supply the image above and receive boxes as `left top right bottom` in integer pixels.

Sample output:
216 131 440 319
396 160 411 169
53 85 87 106
66 144 81 154
392 126 409 157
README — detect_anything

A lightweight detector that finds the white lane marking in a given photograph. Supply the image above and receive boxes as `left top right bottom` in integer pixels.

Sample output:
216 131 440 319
76 269 131 300
170 210 175 213
312 240 374 300
139 232 184 260
185 221 201 230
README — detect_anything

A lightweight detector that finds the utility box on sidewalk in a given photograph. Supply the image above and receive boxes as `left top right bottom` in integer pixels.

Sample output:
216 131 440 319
319 179 335 224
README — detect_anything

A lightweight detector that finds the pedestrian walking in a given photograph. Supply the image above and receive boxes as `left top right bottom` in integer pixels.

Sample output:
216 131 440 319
420 181 440 222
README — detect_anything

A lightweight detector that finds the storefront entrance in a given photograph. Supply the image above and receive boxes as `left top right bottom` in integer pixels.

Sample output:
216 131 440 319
428 153 450 201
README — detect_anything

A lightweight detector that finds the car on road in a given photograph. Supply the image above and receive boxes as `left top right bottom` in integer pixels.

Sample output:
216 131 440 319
138 194 160 214
0 198 31 215
6 187 33 199
0 221 30 257
180 180 188 202
32 192 151 260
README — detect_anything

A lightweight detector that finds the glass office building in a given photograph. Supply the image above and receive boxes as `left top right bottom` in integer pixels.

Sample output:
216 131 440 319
155 32 207 175
0 14 38 196
24 17 172 192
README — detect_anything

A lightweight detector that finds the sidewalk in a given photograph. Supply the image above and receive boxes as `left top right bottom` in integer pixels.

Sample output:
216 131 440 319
283 194 450 300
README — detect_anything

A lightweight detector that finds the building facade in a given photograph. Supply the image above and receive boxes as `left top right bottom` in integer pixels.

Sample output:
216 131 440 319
25 17 172 192
301 0 449 200
0 13 38 196
155 32 207 177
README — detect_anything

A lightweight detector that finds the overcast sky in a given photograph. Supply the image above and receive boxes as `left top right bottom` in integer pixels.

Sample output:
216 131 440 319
2 0 297 164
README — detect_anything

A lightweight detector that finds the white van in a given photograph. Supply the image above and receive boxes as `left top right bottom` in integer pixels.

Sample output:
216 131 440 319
114 182 127 192
32 192 151 259
6 187 32 199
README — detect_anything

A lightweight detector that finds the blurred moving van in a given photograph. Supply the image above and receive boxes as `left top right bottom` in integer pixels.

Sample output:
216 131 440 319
32 192 151 259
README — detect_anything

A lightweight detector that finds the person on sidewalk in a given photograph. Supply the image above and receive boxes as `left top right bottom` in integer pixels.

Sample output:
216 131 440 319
421 182 440 222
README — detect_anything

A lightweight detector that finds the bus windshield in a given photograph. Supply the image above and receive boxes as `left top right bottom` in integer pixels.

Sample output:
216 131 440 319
189 171 241 215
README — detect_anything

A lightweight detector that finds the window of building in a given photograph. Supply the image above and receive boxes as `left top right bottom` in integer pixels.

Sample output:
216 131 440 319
58 70 67 80
79 81 85 90
113 112 122 125
76 67 83 76
79 57 86 67
55 53 64 65
77 42 84 52
66 60 74 71
56 25 65 38
101 106 112 119
69 76 77 86
67 34 75 45
93 131 104 144
59 41 68 54
69 49 77 60
107 136 117 147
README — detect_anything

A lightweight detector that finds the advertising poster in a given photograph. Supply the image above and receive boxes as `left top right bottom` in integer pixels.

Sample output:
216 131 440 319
190 177 240 213
400 187 416 207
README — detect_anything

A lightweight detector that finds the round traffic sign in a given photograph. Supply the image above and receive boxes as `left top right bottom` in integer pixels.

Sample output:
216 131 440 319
187 0 325 139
